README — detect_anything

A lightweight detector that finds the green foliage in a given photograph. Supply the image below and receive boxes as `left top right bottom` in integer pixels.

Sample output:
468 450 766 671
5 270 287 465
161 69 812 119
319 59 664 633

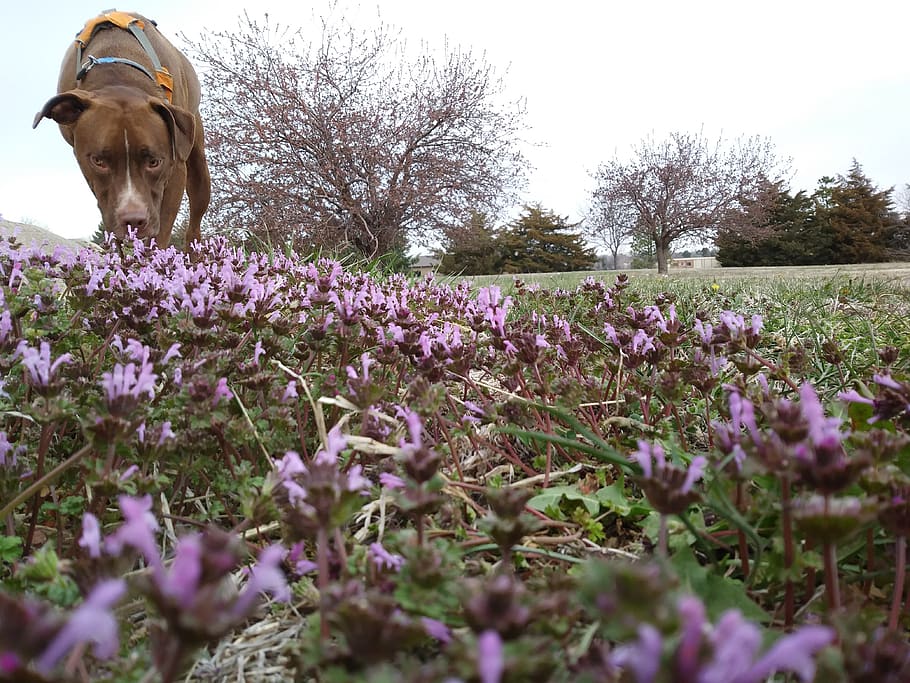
630 230 656 268
717 162 904 266
496 204 595 273
438 211 501 275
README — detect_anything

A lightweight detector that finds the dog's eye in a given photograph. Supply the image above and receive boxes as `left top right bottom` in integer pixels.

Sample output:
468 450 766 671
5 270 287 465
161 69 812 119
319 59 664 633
90 155 108 170
146 157 162 170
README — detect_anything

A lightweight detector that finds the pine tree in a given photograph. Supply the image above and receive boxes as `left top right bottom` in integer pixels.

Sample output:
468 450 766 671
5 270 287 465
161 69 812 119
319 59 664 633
716 182 821 266
825 160 900 263
497 205 595 273
438 212 501 275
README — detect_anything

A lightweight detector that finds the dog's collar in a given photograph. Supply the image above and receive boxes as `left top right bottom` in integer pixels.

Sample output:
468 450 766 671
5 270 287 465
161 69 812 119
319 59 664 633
74 11 174 103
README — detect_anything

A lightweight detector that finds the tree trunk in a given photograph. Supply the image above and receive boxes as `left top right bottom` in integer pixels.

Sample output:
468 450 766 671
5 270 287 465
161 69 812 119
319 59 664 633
656 241 670 274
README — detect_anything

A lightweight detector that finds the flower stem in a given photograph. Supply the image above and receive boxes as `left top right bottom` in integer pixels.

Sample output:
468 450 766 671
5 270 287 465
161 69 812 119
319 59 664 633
658 513 668 557
822 495 841 611
316 525 330 641
23 423 55 555
823 540 841 610
0 443 93 521
735 481 750 580
780 474 795 628
889 535 906 631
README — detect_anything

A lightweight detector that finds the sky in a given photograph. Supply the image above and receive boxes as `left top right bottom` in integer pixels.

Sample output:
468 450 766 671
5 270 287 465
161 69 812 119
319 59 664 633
2 1 909 241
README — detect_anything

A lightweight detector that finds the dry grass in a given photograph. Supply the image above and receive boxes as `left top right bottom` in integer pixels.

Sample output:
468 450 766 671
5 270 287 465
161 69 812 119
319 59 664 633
459 261 910 292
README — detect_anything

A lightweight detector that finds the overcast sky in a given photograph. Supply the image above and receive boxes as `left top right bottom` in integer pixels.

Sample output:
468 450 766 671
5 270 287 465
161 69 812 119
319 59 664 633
3 0 909 240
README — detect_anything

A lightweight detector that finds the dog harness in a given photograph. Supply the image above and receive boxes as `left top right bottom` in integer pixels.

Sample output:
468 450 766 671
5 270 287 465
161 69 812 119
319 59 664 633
74 11 174 103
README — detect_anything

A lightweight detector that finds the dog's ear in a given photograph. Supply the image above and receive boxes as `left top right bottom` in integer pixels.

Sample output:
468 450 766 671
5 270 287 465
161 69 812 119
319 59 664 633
152 101 196 162
33 90 95 128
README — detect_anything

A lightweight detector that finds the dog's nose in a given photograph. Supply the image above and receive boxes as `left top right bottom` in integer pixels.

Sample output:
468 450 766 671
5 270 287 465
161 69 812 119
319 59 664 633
117 209 149 234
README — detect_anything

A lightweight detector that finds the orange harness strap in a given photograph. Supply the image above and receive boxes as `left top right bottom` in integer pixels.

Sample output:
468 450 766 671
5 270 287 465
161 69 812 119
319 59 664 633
74 11 173 102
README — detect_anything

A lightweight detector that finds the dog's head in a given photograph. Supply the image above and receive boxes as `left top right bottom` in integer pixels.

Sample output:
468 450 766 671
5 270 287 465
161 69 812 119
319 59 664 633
34 86 195 242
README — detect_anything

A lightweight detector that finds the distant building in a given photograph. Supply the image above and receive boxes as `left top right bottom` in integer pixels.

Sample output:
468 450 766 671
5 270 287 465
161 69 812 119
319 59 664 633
670 256 719 270
411 255 440 277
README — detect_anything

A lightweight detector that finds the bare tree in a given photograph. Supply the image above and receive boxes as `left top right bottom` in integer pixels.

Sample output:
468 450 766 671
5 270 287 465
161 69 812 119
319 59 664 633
592 131 788 273
187 12 529 256
585 195 634 269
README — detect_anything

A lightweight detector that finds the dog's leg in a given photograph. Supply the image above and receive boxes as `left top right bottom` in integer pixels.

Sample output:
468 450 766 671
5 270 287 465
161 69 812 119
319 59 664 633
156 164 188 248
184 120 211 247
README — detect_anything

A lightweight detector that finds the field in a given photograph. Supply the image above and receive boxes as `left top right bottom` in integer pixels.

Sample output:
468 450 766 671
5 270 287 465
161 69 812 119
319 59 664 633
1 240 910 682
467 261 910 291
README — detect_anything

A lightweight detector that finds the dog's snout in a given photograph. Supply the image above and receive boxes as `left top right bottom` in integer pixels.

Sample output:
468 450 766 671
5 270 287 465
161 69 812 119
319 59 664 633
116 208 150 233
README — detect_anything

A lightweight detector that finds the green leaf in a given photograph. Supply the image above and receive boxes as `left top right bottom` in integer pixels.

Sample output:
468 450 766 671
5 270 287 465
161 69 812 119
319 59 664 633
594 481 633 515
671 545 768 623
0 536 22 563
527 485 600 515
59 495 86 516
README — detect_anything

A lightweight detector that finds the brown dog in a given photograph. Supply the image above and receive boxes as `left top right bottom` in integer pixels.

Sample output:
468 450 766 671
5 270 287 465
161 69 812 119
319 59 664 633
33 11 210 247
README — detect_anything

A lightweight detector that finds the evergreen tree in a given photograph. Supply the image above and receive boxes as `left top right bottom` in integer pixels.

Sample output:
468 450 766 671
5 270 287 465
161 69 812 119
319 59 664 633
630 230 656 269
716 181 821 266
825 160 899 263
497 205 595 273
438 212 501 275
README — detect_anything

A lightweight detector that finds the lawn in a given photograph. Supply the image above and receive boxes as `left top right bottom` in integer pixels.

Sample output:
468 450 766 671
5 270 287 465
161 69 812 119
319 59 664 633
1 239 909 682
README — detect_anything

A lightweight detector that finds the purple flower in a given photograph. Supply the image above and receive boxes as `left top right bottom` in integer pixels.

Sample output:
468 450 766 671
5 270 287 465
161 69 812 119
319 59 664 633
0 310 12 345
873 373 903 391
631 440 665 478
631 329 655 355
315 424 349 465
676 595 705 680
421 617 451 644
230 544 291 618
79 513 102 558
603 322 620 346
282 380 299 403
252 340 265 366
346 352 374 383
694 318 714 345
368 541 404 572
212 377 233 406
477 629 504 683
838 389 874 406
161 342 182 365
0 431 14 467
698 609 762 683
34 579 126 675
742 625 834 682
157 421 175 446
277 450 307 479
631 441 705 515
799 383 844 452
16 340 72 389
104 495 162 572
119 464 139 481
156 534 203 605
287 541 318 576
610 624 662 683
380 472 406 490
100 360 158 410
680 456 707 494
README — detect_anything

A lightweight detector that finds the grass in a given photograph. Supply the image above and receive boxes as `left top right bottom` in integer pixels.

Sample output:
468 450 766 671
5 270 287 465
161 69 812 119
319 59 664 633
463 261 910 291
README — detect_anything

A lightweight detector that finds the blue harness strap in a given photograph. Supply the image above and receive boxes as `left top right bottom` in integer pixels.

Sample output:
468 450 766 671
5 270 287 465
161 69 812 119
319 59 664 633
76 55 155 83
